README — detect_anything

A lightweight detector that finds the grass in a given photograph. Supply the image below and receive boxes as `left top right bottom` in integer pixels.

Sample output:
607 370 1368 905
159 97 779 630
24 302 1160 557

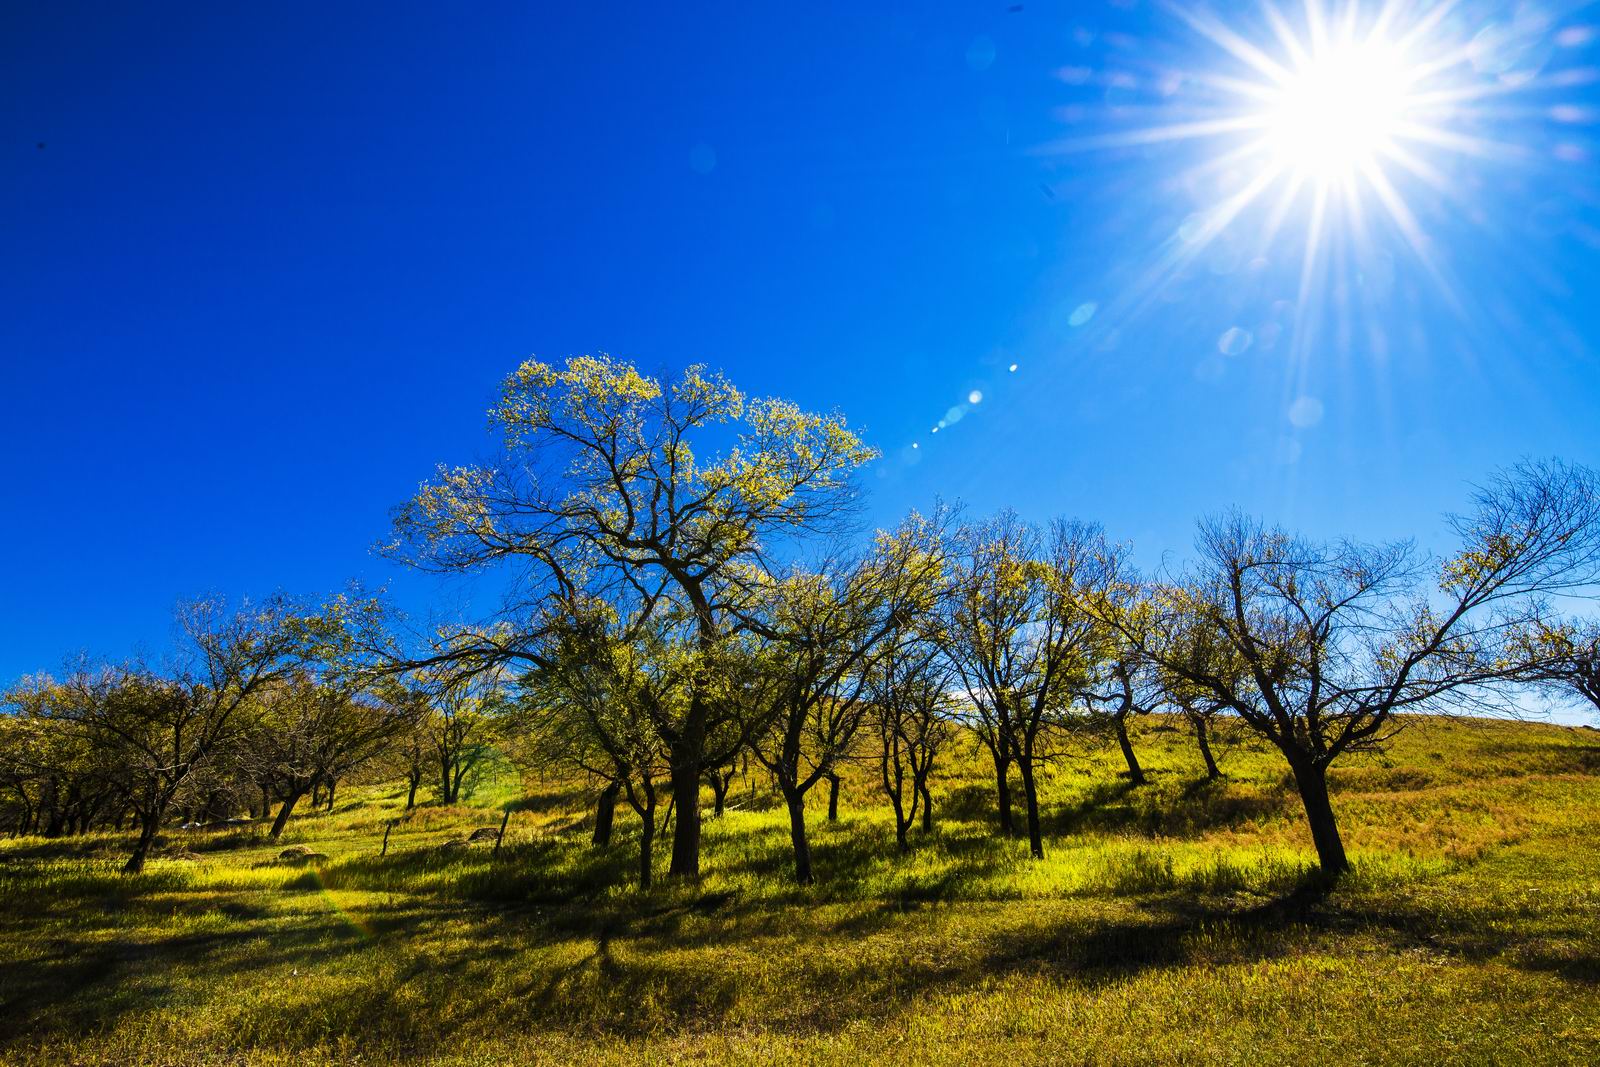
1 714 1597 1065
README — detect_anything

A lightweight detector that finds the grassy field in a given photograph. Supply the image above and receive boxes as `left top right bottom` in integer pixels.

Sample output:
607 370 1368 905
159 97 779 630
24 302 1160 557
2 714 1597 1065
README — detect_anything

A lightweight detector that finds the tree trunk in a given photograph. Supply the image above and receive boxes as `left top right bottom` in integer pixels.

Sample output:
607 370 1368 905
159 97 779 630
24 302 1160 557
270 790 304 840
638 802 656 890
325 779 336 812
988 743 1015 837
918 779 933 832
707 772 728 817
123 810 161 874
406 773 420 810
784 788 813 884
1115 715 1146 785
260 784 271 821
1289 756 1349 876
667 755 702 879
826 772 840 822
592 780 620 848
1018 755 1044 860
1195 718 1221 780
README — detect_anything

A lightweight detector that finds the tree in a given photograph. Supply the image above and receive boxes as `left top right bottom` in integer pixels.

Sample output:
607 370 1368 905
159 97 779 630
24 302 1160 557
385 355 875 879
942 514 1119 859
1096 658 1149 785
426 678 498 805
1093 460 1600 877
33 596 328 872
247 675 411 839
521 598 682 889
704 760 739 818
0 685 130 837
1150 595 1244 781
746 514 946 883
869 639 955 850
1515 618 1600 721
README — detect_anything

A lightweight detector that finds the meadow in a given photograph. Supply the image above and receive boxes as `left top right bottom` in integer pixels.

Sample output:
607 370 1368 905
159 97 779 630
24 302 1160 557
2 713 1597 1066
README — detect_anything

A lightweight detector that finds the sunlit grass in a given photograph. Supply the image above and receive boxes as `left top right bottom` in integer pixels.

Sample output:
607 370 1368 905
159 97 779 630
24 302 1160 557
2 714 1597 1064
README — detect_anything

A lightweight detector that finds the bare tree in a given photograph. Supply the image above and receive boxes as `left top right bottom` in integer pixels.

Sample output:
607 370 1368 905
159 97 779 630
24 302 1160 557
1094 460 1600 877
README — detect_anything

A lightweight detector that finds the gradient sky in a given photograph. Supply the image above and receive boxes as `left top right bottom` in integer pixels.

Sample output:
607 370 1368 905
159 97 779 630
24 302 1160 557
4 1 1599 684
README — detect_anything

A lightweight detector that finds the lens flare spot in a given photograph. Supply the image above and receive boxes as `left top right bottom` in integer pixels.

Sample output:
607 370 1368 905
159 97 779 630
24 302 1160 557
1218 327 1253 356
1288 396 1325 427
1069 302 1098 326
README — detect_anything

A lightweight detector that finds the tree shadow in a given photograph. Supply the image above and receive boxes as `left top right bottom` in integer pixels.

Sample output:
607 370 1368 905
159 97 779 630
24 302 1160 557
1039 777 1283 839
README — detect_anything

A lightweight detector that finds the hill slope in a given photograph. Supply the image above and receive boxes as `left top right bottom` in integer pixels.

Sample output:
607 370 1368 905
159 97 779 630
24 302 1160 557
2 714 1597 1065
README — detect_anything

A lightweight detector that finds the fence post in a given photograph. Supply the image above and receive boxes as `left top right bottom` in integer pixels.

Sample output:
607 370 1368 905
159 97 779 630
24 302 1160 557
493 809 511 858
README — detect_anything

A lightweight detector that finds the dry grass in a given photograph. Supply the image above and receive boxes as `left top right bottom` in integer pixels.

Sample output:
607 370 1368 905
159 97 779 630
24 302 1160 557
2 714 1597 1065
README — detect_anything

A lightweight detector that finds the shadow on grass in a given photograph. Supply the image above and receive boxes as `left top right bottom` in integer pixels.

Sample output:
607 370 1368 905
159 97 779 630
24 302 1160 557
5 859 1596 1057
1039 777 1285 839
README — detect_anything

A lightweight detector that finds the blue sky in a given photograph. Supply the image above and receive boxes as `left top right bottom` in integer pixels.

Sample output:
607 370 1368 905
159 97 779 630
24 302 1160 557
3 1 1598 683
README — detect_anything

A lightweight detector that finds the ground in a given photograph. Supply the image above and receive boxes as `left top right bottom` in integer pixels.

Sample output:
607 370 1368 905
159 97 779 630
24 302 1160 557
2 714 1597 1065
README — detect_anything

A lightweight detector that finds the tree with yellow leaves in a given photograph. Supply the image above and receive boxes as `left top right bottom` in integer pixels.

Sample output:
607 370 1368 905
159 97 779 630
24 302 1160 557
385 355 876 878
940 513 1124 860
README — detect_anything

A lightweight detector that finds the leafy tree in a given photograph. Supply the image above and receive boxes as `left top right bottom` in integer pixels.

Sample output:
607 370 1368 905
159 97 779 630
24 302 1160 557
0 686 129 836
246 675 412 838
28 596 329 872
385 355 874 878
744 514 946 883
521 599 682 888
942 514 1119 859
868 638 955 850
1514 618 1600 721
424 677 500 805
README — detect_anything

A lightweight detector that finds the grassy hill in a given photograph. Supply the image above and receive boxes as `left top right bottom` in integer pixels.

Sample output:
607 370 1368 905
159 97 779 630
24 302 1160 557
2 714 1597 1065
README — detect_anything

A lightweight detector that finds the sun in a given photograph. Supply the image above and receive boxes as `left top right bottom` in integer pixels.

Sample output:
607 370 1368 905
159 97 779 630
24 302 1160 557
1263 36 1417 179
1049 2 1521 300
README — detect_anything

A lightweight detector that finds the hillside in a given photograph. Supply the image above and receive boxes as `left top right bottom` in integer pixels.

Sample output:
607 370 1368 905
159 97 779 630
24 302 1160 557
2 714 1597 1065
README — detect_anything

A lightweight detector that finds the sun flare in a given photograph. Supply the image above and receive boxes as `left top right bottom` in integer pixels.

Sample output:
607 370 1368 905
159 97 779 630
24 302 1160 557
1042 0 1582 334
1262 36 1416 178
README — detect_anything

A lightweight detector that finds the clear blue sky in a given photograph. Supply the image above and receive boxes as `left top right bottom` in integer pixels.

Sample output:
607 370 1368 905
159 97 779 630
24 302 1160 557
3 1 1598 682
